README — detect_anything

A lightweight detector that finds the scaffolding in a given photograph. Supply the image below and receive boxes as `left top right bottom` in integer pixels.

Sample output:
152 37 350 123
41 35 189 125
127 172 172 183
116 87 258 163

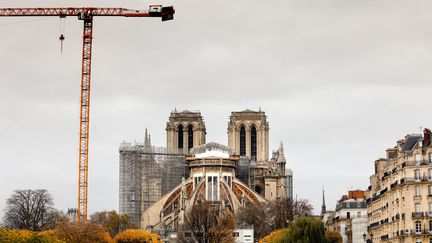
119 136 186 227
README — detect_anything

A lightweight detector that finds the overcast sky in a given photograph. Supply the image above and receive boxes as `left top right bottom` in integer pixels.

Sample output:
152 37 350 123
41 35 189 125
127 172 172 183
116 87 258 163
1 0 432 217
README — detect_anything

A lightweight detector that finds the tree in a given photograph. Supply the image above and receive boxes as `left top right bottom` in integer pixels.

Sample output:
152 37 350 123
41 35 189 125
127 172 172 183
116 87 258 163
284 216 327 243
325 230 342 243
2 189 60 231
114 229 159 243
90 210 133 237
54 221 111 243
178 200 235 243
236 197 314 239
236 203 272 239
268 197 313 230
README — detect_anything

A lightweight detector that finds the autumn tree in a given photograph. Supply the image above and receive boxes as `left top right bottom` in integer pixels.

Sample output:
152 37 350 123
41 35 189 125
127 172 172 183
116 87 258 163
325 230 342 243
178 200 235 243
2 189 60 231
90 210 133 237
54 221 111 243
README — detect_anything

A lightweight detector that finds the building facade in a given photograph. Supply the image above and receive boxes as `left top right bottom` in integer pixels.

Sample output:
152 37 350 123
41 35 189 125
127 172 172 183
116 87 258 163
366 128 432 243
322 190 367 243
119 109 294 228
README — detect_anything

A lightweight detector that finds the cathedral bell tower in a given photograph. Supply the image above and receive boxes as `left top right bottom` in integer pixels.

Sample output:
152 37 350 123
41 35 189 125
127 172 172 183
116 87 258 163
227 109 269 161
166 110 206 153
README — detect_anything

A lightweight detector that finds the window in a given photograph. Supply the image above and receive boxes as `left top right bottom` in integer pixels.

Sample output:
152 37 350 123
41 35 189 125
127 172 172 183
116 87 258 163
240 126 246 156
251 126 257 159
177 125 184 149
357 211 361 218
429 153 432 163
187 124 193 150
416 154 422 163
429 169 432 180
429 220 432 232
415 186 421 196
415 169 421 180
207 176 218 201
429 185 432 196
429 203 432 213
347 212 350 219
416 203 421 213
416 221 422 233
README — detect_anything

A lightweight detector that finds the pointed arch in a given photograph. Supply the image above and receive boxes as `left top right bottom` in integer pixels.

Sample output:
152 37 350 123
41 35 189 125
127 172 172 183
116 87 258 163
188 124 194 150
251 126 257 159
177 124 184 149
240 125 246 156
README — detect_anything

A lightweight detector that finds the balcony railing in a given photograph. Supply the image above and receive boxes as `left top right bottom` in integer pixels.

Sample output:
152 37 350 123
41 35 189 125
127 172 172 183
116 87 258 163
412 212 425 218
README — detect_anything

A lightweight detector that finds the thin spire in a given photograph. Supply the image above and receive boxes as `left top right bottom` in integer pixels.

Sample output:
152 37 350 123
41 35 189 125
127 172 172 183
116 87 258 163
321 187 326 215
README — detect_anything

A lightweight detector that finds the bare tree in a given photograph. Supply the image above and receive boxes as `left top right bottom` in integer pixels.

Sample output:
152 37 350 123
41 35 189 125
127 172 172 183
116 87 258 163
90 210 134 237
236 197 313 238
268 197 313 230
2 189 59 231
178 200 235 243
236 203 272 239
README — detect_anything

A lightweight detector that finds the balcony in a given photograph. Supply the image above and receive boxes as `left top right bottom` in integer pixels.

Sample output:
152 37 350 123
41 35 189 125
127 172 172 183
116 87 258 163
381 234 389 240
426 212 432 218
412 212 425 218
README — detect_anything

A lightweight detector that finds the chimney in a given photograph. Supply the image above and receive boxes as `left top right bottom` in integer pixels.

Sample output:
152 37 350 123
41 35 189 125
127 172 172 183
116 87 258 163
424 128 431 147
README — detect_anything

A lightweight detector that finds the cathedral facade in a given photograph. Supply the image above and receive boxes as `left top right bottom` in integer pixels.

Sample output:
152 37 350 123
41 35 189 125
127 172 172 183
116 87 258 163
119 109 293 229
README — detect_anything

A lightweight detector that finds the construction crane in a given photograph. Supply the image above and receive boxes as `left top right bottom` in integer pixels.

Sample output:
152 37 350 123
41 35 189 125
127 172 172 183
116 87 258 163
0 6 174 224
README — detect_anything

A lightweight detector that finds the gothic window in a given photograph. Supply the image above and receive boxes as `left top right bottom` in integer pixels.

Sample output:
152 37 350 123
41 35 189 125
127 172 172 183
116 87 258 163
177 125 184 149
240 126 246 156
251 126 257 159
188 124 194 150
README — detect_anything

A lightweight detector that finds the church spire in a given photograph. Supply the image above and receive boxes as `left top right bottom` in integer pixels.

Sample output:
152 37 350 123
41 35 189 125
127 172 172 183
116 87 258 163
321 187 326 215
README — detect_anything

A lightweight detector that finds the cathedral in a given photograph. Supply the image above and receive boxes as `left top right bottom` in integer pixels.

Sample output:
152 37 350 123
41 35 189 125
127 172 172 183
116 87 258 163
119 109 293 229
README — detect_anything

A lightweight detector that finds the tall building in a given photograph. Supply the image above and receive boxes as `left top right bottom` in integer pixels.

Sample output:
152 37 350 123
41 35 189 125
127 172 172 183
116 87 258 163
365 128 432 243
119 109 294 228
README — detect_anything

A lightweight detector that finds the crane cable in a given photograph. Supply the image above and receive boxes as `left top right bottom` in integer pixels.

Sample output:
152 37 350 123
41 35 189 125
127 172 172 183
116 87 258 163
59 16 66 53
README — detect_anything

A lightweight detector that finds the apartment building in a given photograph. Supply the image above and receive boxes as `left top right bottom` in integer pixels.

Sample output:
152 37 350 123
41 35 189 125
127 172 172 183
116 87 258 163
366 128 432 243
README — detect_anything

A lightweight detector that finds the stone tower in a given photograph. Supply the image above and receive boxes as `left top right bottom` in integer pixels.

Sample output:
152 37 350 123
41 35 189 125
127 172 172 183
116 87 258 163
227 109 269 161
166 110 206 153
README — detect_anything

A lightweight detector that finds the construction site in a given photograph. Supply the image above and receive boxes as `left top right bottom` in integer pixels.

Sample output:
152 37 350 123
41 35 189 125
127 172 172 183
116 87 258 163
119 130 187 226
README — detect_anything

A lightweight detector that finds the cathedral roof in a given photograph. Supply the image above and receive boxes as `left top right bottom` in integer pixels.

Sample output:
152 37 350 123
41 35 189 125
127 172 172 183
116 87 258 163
189 142 237 157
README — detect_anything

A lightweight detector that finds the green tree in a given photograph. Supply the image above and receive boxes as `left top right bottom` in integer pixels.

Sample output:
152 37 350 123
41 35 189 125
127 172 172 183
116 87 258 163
284 216 327 243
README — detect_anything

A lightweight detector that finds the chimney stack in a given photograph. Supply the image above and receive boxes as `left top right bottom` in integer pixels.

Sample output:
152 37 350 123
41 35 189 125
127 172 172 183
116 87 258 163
424 128 431 147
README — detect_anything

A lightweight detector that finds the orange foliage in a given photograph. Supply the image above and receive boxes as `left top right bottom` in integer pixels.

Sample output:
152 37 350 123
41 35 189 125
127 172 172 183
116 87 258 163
259 228 290 243
114 229 160 243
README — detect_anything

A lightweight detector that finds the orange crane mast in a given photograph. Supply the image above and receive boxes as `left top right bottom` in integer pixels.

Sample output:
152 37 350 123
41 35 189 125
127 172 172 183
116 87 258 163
0 6 174 224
